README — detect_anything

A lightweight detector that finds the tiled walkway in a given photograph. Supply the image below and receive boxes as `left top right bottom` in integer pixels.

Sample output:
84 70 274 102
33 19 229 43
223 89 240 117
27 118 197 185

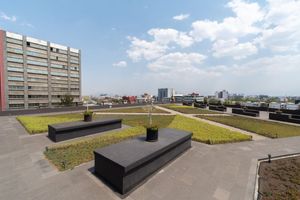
0 116 300 200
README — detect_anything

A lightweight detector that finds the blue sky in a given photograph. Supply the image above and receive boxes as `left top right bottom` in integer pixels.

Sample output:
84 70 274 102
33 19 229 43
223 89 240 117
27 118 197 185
0 0 299 96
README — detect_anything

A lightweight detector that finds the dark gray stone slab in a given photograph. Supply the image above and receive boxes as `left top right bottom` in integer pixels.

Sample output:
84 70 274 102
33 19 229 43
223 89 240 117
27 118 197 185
94 128 192 195
48 118 122 142
232 108 259 117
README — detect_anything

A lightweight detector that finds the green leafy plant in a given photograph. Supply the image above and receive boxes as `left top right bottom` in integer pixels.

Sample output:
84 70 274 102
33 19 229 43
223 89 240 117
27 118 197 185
83 110 93 116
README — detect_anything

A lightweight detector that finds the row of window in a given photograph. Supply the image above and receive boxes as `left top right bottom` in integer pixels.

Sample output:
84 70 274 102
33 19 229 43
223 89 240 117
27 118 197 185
7 38 23 45
8 95 24 99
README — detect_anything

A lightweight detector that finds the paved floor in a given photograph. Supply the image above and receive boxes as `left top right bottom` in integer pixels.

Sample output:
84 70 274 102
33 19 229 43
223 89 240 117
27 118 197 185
156 106 268 141
1 116 300 200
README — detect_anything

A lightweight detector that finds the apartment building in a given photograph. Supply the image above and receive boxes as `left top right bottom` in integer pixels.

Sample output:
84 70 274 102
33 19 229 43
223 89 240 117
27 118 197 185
157 88 175 102
0 30 81 111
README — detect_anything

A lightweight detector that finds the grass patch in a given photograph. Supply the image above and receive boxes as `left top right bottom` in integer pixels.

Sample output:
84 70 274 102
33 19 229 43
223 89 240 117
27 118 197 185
17 114 83 134
169 115 251 144
44 126 145 171
161 104 219 114
44 114 251 171
198 115 300 138
17 114 175 134
98 106 169 113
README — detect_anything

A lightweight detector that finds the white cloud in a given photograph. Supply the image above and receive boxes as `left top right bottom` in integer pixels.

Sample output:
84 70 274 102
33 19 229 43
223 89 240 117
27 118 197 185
231 54 300 75
126 36 168 61
190 0 264 41
148 28 193 48
113 61 127 68
0 12 17 22
254 0 300 52
212 39 258 60
148 52 208 74
173 14 190 21
127 28 193 61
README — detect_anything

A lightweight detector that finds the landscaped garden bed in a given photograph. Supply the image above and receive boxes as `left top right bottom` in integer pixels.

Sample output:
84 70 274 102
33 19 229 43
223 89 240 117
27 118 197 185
161 104 219 114
17 114 175 134
98 106 169 113
41 114 251 171
197 115 300 138
258 156 300 200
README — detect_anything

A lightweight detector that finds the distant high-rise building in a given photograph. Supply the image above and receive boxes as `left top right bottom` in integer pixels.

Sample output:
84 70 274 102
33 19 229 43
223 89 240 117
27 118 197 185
0 30 81 111
157 88 174 101
215 90 229 100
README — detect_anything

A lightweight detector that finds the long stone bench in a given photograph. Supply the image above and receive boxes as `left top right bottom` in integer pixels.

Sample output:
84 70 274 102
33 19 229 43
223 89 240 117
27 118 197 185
48 118 122 142
94 128 192 195
232 108 259 117
269 113 300 124
209 105 226 112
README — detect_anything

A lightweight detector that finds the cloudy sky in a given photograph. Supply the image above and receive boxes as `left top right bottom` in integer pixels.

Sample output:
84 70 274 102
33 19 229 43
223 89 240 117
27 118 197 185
0 0 299 96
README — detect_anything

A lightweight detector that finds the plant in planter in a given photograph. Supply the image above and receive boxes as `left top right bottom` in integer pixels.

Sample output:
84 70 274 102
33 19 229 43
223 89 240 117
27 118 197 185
83 109 93 122
144 100 158 142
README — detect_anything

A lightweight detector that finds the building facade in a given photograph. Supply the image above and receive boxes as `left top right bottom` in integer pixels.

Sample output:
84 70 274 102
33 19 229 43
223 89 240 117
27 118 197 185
157 88 174 102
215 90 229 101
0 30 81 111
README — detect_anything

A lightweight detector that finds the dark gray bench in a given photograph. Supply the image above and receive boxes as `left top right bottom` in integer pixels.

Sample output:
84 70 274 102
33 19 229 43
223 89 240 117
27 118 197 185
269 113 300 124
94 128 192 195
232 108 259 117
209 105 226 112
48 118 122 142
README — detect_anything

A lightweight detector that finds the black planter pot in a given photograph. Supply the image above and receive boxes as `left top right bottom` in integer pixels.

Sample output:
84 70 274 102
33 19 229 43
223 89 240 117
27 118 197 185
84 114 93 122
146 128 158 142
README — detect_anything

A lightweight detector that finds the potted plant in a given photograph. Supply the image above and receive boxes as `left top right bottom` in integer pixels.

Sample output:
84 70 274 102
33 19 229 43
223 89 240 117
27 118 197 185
146 125 158 142
144 100 159 142
83 109 93 122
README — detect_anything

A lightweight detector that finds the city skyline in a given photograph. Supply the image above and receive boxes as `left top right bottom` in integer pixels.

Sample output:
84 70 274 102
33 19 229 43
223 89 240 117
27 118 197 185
1 0 299 96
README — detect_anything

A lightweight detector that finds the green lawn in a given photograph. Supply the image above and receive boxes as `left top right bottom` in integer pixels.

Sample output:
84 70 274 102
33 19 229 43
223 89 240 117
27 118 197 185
98 106 169 113
42 114 251 171
198 115 300 138
45 126 145 171
161 104 219 114
169 115 251 144
17 114 175 134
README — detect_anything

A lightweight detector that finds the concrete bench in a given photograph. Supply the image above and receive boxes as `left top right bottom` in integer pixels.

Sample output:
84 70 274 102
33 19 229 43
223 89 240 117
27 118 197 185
209 105 226 112
94 128 192 195
269 113 300 124
48 118 122 142
232 108 259 117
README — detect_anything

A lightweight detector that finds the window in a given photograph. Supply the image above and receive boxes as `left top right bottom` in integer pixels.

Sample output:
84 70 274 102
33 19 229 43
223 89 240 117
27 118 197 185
8 76 24 81
9 95 24 99
56 49 59 53
27 68 48 75
27 42 30 47
28 95 48 99
9 104 24 109
8 85 24 90
50 47 53 52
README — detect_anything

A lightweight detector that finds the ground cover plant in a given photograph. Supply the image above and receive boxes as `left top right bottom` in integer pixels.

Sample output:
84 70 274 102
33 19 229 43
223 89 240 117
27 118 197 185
161 104 220 114
258 156 300 200
45 126 145 171
168 115 251 144
198 115 300 138
98 106 169 113
17 114 175 134
43 114 251 171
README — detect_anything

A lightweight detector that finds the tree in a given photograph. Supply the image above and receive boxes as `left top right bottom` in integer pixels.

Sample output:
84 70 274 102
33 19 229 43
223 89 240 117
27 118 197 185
60 93 74 106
